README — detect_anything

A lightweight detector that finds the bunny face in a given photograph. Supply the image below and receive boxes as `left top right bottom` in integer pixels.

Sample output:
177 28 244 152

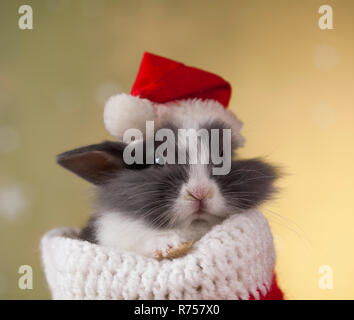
57 119 278 232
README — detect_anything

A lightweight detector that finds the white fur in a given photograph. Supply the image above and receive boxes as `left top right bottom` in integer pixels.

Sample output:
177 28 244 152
171 131 229 227
95 211 212 258
172 165 226 227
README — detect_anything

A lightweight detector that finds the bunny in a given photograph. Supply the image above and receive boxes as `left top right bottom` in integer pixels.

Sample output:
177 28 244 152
57 98 278 260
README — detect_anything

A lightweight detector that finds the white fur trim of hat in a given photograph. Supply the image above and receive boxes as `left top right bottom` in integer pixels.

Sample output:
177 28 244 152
103 94 245 147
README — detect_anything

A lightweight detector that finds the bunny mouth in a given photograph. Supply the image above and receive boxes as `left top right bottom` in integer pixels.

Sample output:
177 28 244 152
191 210 212 221
190 216 209 225
192 207 206 216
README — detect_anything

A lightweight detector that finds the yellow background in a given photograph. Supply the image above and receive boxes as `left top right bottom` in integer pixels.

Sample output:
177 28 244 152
0 0 353 299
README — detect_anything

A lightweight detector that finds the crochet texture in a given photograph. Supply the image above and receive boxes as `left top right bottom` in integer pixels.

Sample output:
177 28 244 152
41 209 276 300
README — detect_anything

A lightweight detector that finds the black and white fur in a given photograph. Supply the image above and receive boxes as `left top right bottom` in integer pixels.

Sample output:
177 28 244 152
57 102 278 258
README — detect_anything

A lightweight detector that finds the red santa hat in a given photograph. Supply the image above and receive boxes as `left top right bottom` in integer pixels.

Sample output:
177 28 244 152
104 52 244 145
131 52 232 106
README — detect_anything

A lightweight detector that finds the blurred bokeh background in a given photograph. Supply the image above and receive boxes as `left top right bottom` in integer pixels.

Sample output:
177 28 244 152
1 0 353 299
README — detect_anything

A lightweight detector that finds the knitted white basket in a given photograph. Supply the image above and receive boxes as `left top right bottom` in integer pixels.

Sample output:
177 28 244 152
41 209 276 300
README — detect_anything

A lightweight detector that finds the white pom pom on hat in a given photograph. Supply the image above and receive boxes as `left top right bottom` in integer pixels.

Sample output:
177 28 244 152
103 93 155 141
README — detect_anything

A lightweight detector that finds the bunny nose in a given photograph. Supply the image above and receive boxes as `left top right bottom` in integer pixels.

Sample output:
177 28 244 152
186 186 212 201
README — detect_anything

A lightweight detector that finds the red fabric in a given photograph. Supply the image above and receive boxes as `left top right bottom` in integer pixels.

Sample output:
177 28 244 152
131 52 232 108
249 275 284 300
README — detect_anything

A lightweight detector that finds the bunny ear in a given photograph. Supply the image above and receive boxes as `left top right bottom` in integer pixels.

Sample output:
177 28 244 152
56 141 126 185
103 93 155 141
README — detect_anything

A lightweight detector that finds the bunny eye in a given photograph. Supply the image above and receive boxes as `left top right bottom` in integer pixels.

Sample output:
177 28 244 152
154 156 166 166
